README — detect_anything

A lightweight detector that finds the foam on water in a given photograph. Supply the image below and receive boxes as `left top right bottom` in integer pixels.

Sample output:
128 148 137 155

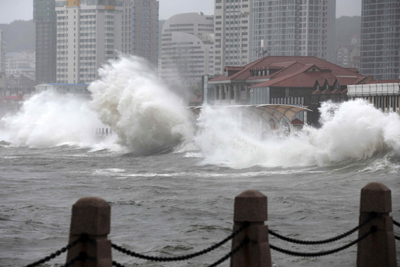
0 92 110 148
194 100 400 169
0 56 193 153
89 55 194 154
1 55 399 172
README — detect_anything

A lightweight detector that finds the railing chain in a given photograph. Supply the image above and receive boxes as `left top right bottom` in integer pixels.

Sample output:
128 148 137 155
270 226 376 257
25 234 88 267
112 238 249 267
208 237 249 267
392 218 400 241
269 213 375 245
111 222 249 262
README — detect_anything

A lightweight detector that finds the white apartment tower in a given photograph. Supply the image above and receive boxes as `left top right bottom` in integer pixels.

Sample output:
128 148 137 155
121 0 159 67
55 0 123 84
160 13 214 86
250 0 336 62
214 0 251 75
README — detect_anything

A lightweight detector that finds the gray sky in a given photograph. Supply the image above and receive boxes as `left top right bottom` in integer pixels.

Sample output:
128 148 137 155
0 0 362 24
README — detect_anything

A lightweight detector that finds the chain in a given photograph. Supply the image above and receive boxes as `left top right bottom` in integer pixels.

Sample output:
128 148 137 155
25 234 88 267
208 237 249 267
391 218 399 241
111 222 249 262
269 226 376 257
112 238 249 267
112 260 126 267
269 214 375 245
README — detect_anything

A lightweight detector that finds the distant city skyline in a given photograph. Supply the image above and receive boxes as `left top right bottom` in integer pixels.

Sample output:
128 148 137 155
1 0 362 24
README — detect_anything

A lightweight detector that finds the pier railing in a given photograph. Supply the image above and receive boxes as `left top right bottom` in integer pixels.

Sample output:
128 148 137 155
25 182 399 267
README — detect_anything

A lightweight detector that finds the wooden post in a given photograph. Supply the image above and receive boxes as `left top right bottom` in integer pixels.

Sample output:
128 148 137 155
66 197 112 267
357 182 397 267
230 190 271 267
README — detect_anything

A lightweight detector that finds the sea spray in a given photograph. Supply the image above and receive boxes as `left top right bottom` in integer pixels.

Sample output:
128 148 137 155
89 56 193 154
0 92 107 148
194 99 400 168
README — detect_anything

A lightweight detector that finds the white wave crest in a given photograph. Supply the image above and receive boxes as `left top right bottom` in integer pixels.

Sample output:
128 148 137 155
89 56 194 154
0 92 108 148
194 100 400 168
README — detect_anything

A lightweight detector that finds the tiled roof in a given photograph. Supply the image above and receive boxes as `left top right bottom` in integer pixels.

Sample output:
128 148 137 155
225 66 244 71
366 79 400 84
209 56 367 88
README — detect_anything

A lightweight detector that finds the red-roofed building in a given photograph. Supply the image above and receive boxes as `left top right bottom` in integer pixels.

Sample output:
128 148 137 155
207 56 371 125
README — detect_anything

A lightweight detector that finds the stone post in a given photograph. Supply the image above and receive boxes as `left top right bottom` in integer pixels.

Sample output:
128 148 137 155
357 182 397 267
230 190 271 267
66 197 112 267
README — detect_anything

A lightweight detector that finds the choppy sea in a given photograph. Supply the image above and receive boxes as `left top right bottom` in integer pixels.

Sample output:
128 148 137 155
0 56 399 266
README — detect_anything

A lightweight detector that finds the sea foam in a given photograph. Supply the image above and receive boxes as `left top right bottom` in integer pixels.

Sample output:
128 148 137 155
194 100 400 168
89 56 194 154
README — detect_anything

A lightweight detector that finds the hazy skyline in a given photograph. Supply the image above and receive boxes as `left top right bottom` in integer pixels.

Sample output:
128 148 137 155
1 0 361 24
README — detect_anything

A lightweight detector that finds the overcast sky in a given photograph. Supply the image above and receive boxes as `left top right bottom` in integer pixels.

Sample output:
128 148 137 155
0 0 362 24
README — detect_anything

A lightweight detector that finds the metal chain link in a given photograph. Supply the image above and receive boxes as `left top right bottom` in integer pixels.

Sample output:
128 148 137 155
391 219 399 241
25 234 88 267
269 226 376 257
112 238 249 267
269 214 375 245
111 222 249 262
208 237 249 267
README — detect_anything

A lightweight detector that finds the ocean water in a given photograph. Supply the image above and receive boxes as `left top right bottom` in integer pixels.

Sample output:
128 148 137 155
0 56 399 267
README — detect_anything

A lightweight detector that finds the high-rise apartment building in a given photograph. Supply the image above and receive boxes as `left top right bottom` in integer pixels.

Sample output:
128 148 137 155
213 0 251 74
160 13 214 86
250 0 336 63
121 0 159 67
34 0 57 84
0 30 5 73
55 0 123 84
360 0 400 80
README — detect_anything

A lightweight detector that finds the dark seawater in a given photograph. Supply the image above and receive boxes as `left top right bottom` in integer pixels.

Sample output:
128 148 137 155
0 146 399 267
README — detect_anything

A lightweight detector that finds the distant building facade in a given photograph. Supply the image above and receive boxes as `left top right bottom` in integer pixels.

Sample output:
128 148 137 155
121 0 159 67
335 34 360 69
2 74 36 96
348 80 400 114
336 45 349 67
6 51 36 80
160 13 214 86
360 0 400 80
0 30 5 73
213 0 251 74
34 0 57 84
55 0 123 84
251 0 336 63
